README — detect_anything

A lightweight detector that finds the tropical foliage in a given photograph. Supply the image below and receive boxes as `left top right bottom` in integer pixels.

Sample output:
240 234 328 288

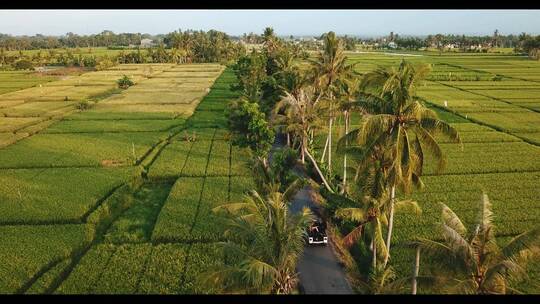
338 59 462 266
412 193 540 294
204 189 313 294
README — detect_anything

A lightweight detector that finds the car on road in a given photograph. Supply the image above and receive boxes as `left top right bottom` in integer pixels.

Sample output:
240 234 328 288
306 217 328 245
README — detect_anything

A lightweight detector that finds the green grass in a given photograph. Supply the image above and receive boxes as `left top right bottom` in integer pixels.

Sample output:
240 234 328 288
51 220 225 293
0 167 133 224
147 140 192 180
43 118 185 133
150 177 205 243
0 224 90 293
0 65 253 295
0 71 59 95
0 132 167 168
25 259 71 294
104 182 174 244
190 177 230 241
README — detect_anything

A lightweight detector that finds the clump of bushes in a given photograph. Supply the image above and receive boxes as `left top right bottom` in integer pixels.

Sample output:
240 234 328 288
13 59 34 70
117 75 134 89
182 130 197 142
75 100 93 111
95 56 116 71
271 147 299 189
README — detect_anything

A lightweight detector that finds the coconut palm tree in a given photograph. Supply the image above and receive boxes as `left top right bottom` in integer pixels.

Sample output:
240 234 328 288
273 86 333 192
412 193 540 294
357 264 410 294
335 77 361 194
311 32 355 177
273 86 322 165
338 60 462 266
203 189 313 294
273 68 307 147
333 188 420 268
250 154 304 197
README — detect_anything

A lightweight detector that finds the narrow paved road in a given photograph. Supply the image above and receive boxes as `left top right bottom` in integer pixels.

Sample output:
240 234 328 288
269 136 353 294
290 187 354 294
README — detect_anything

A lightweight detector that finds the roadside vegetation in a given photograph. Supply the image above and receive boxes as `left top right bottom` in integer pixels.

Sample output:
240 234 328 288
222 28 540 294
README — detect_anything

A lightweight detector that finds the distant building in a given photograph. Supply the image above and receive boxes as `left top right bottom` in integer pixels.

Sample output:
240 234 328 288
140 39 155 48
388 41 397 49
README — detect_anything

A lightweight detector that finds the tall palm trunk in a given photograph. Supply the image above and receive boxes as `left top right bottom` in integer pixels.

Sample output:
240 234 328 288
342 111 349 194
327 117 333 176
412 246 420 295
323 83 335 173
371 238 377 269
320 135 329 162
301 135 306 164
286 132 290 147
383 185 396 267
304 148 333 193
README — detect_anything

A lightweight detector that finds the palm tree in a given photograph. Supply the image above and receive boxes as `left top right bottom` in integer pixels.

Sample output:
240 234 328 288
357 264 409 294
203 189 313 294
333 188 420 268
335 195 389 268
335 77 361 193
311 32 355 177
273 86 333 192
413 193 540 294
338 60 462 266
250 154 304 197
272 67 305 147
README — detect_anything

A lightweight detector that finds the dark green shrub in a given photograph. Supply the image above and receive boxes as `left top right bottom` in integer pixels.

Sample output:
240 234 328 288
75 100 93 111
117 75 134 89
13 60 34 70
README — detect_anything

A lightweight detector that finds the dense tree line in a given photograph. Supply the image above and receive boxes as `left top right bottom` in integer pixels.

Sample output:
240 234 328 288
0 31 152 50
516 33 540 59
0 29 245 65
0 30 246 70
163 30 245 63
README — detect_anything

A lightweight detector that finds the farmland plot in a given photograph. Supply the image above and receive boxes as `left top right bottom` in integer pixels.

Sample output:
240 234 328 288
56 242 222 294
0 224 90 293
0 64 249 295
0 167 133 223
0 132 168 168
0 64 172 147
0 71 59 95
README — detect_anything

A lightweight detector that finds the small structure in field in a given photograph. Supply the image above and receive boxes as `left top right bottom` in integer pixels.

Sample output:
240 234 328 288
140 39 155 48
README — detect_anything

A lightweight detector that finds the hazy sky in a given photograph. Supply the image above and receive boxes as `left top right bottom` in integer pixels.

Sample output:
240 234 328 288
1 10 540 37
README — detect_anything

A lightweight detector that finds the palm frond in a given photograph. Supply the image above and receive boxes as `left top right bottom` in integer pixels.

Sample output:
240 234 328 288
502 227 540 259
394 199 422 216
477 192 494 236
335 207 368 222
415 125 446 173
342 224 366 248
440 203 467 236
420 117 462 147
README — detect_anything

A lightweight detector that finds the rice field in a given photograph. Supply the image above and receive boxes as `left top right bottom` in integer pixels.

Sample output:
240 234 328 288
0 70 59 95
0 65 256 294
